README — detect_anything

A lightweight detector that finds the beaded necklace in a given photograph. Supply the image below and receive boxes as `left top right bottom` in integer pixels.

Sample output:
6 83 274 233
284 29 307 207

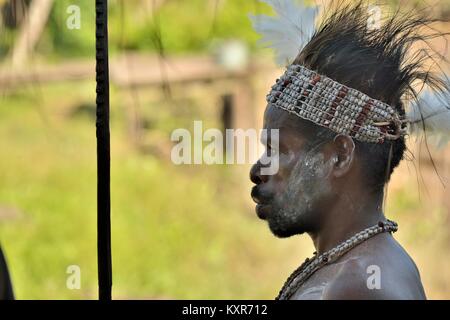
276 219 398 300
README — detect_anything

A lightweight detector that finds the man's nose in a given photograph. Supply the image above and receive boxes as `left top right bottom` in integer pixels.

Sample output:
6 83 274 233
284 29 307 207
250 161 269 184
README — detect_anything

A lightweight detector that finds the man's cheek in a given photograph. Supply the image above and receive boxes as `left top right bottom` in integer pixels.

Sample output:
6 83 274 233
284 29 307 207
274 153 299 180
260 148 294 177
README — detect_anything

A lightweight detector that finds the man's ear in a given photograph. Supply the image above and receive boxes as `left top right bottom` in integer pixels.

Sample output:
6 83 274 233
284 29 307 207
332 134 355 178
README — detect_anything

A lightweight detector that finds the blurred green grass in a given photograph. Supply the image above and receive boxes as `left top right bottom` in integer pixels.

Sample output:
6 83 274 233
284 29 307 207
0 80 449 299
1 0 450 299
0 82 308 299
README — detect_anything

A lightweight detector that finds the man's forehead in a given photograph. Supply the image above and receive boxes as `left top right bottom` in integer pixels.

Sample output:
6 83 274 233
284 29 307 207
265 104 313 130
262 104 311 144
263 104 289 129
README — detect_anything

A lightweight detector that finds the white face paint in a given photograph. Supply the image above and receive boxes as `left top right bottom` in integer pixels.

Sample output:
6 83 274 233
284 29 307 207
267 144 335 237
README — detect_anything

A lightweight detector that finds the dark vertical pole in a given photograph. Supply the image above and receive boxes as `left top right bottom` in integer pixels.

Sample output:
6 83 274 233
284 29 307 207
95 0 112 300
221 94 234 155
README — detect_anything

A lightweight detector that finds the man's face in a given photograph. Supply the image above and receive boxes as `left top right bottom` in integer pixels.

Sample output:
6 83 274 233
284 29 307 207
250 104 337 238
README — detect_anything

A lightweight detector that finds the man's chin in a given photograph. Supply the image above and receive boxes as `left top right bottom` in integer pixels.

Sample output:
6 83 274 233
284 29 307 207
255 205 305 237
267 218 305 238
268 224 300 238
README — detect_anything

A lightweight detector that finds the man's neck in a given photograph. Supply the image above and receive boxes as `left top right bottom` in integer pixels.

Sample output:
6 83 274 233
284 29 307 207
308 191 385 255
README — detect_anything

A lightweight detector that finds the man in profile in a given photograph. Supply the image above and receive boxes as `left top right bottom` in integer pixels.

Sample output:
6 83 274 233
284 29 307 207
249 1 450 299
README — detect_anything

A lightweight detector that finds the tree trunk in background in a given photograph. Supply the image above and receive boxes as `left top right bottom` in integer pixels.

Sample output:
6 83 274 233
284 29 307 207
1 0 28 28
11 0 54 68
145 0 166 15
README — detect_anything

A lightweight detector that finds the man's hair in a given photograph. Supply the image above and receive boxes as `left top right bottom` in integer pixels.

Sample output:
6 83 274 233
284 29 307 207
293 0 448 193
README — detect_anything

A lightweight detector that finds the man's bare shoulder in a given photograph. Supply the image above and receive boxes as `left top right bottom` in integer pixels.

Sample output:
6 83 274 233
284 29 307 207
322 234 426 300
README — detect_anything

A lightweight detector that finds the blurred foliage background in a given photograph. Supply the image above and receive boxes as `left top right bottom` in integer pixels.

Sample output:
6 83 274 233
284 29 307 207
0 0 449 299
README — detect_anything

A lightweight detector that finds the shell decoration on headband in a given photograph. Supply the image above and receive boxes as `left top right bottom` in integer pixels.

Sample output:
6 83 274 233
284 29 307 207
249 0 450 147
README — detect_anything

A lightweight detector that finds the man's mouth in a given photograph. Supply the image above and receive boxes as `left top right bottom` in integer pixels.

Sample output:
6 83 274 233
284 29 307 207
251 186 272 219
255 203 272 220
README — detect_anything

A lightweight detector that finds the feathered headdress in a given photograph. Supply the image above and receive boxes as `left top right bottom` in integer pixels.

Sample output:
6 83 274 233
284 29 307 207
249 0 318 66
250 0 450 147
407 77 450 148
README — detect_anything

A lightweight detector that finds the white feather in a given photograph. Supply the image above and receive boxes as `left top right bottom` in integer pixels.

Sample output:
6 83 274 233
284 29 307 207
249 0 318 66
407 78 450 148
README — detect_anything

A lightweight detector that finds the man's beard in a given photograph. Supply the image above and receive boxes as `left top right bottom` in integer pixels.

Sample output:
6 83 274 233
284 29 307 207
266 151 333 238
